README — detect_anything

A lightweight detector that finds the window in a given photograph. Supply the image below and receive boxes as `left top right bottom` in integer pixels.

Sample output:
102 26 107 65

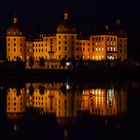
72 46 74 51
65 46 67 51
14 43 16 46
64 36 67 39
14 48 16 52
114 47 116 51
59 41 61 44
92 43 94 46
92 48 94 52
59 47 61 51
65 41 67 44
14 38 16 41
59 36 61 38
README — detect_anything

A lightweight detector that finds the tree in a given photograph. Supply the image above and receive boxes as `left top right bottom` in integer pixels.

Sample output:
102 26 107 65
39 57 45 69
29 84 34 96
60 58 66 69
29 56 34 69
39 85 45 95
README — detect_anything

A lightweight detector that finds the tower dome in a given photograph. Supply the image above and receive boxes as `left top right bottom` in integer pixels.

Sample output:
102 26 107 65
6 15 24 36
56 12 77 34
113 19 127 37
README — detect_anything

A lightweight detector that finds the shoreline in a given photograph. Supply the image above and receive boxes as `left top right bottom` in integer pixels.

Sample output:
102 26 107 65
0 68 140 81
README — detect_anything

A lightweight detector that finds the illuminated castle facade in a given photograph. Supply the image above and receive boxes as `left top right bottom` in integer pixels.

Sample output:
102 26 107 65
6 12 127 68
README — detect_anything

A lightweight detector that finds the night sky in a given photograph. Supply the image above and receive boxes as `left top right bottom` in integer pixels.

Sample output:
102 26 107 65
0 0 140 59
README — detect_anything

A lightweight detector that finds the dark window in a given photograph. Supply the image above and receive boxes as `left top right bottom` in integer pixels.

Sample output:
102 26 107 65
65 41 67 44
65 46 67 51
72 46 74 51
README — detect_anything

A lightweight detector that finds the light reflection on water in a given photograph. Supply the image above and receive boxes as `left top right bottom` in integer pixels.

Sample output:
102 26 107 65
0 80 139 140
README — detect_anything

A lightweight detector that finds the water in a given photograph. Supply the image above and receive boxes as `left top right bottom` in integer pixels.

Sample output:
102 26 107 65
0 79 139 140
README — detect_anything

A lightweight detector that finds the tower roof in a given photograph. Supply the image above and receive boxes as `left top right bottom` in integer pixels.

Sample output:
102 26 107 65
113 19 127 37
56 12 77 34
7 14 24 36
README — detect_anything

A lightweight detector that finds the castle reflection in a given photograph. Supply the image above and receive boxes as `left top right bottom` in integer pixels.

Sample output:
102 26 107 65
6 81 127 121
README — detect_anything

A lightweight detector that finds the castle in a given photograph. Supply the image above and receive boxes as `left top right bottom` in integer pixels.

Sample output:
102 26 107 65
6 12 127 69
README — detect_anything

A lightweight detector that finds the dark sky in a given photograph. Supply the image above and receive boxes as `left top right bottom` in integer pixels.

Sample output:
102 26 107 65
0 0 140 59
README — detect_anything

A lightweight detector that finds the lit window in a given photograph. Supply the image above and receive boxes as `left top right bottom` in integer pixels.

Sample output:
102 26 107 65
96 48 98 51
107 47 109 51
96 42 98 46
114 42 116 45
114 47 116 51
99 48 100 51
111 47 112 51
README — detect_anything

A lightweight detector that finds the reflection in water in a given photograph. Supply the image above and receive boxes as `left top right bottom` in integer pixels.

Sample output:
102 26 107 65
0 80 129 140
6 82 127 117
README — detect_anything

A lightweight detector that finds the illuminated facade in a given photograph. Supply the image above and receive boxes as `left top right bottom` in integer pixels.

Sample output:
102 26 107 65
6 12 127 68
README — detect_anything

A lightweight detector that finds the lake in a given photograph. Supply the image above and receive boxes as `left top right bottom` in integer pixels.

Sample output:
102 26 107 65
0 78 139 140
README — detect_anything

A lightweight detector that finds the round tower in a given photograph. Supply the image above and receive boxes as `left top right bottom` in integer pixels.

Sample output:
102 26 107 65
6 14 26 61
55 11 77 60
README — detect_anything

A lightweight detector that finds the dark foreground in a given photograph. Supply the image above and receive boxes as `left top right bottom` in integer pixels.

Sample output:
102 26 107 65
0 67 140 81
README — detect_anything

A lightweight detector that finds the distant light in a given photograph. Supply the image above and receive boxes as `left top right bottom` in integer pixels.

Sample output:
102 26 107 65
66 84 70 90
66 62 70 66
0 86 3 90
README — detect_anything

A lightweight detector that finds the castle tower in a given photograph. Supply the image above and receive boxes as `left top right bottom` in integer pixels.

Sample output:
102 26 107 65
114 19 127 61
55 11 77 60
6 14 26 61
